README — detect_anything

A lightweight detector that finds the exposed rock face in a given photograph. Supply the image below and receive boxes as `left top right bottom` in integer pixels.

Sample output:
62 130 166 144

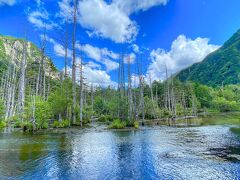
0 35 59 79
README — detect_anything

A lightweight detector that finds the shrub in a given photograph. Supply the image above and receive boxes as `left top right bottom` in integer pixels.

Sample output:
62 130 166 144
98 115 114 123
126 120 139 129
133 121 139 129
98 115 106 122
61 119 69 127
83 118 90 125
108 119 126 129
13 119 22 128
105 115 114 122
21 121 34 132
0 121 6 128
53 119 69 128
53 121 60 128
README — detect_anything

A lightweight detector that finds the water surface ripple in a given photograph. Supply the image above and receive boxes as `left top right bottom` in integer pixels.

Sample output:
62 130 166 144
0 125 239 180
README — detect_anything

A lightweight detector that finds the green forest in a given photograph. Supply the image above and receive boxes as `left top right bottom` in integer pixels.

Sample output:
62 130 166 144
1 33 240 130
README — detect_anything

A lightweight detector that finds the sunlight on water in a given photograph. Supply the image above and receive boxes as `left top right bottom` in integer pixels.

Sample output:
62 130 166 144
0 125 239 179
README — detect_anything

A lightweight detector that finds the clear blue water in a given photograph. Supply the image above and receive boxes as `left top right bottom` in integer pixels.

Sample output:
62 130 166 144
0 125 240 180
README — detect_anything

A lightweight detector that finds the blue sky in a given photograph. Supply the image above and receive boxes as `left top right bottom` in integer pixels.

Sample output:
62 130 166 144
0 0 240 86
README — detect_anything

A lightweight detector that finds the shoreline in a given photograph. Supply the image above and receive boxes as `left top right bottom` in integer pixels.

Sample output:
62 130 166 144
1 112 240 134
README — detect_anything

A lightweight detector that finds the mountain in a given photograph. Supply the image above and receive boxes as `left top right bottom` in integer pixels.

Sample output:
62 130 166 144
0 34 58 79
175 29 240 86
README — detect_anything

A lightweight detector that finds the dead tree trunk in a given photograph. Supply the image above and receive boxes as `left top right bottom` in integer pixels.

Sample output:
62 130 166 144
138 56 145 124
71 0 78 124
18 39 27 122
64 19 69 77
127 56 133 120
79 57 83 127
91 83 94 119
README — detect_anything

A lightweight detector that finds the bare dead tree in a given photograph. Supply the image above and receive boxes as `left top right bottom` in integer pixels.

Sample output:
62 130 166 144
127 56 133 120
79 56 84 127
72 0 78 124
17 38 27 122
91 83 94 118
64 18 69 77
138 55 145 123
38 30 47 98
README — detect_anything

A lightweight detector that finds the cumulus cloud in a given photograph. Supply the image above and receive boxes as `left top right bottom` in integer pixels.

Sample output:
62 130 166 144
147 35 220 81
83 65 117 87
78 0 137 43
66 63 117 88
76 43 119 71
58 0 168 43
0 0 16 6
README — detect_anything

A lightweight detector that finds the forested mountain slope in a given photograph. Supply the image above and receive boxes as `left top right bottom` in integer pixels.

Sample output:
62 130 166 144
176 29 240 86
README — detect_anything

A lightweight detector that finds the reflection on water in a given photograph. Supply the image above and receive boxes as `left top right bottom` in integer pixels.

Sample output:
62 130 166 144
0 124 240 179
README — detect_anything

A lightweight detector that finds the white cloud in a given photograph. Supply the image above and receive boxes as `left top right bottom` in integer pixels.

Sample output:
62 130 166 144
0 0 16 6
147 35 220 81
28 1 58 30
113 0 168 15
132 44 140 53
57 0 73 22
66 63 117 88
86 61 101 69
35 0 43 7
76 43 119 71
44 35 72 58
124 53 136 64
83 66 117 87
46 35 118 76
58 0 168 43
78 0 137 43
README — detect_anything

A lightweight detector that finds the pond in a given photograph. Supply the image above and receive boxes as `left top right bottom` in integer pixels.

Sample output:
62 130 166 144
0 123 240 179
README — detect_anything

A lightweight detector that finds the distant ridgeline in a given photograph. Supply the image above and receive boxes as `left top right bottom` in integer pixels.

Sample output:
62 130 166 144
175 29 240 86
0 34 58 79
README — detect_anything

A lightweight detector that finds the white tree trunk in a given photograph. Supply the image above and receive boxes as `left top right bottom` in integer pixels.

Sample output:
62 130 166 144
18 40 27 122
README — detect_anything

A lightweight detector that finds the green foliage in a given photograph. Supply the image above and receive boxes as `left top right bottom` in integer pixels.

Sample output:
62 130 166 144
48 86 71 116
98 115 114 122
126 120 139 129
133 121 139 129
194 83 213 108
0 100 5 120
0 100 5 128
94 96 108 114
212 97 239 112
108 119 126 129
13 120 21 128
108 119 139 129
35 97 52 129
25 96 52 130
83 118 90 125
0 121 6 128
53 120 70 128
0 38 5 60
